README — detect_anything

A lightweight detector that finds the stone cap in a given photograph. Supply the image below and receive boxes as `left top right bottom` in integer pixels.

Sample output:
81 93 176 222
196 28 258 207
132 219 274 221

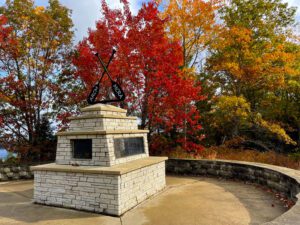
67 114 137 121
31 156 168 175
81 104 127 113
56 129 149 136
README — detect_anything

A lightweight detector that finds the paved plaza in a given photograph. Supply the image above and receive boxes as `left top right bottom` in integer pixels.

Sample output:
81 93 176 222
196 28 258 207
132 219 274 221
0 176 286 225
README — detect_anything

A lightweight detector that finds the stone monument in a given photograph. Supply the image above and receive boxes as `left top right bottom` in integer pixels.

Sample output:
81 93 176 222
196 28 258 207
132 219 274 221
31 104 167 216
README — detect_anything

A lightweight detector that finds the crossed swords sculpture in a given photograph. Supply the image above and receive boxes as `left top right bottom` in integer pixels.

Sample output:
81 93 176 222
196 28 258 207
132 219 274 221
87 49 125 105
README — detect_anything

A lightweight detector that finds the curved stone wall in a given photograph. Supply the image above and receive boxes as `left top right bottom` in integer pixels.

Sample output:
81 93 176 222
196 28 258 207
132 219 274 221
0 165 33 181
166 159 300 225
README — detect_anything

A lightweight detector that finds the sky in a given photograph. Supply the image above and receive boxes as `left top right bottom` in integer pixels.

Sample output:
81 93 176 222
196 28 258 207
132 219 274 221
0 0 299 43
36 0 150 43
42 0 150 43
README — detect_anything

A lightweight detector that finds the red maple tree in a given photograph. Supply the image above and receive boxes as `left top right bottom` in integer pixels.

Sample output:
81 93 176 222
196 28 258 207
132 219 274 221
73 0 204 154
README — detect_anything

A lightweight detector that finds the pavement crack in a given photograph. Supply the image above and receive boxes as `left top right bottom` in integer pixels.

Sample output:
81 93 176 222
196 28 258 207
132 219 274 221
167 179 200 190
120 216 124 225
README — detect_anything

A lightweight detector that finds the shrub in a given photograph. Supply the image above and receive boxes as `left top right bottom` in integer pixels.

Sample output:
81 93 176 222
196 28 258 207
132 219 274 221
160 146 300 169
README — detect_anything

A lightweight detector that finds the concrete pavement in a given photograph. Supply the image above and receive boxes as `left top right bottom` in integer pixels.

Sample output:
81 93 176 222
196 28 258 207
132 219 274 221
0 176 286 225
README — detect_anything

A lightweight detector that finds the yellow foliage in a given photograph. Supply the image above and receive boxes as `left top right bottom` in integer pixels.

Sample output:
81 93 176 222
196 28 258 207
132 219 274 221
254 114 296 145
216 95 250 115
288 80 300 88
208 25 298 91
34 6 45 15
212 95 251 128
211 95 296 146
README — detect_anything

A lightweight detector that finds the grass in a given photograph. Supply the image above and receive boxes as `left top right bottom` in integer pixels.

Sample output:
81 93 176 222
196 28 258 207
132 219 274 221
159 146 300 170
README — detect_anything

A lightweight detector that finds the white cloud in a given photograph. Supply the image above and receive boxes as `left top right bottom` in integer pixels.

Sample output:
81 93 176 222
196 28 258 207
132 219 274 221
58 0 100 43
58 0 145 43
285 0 300 8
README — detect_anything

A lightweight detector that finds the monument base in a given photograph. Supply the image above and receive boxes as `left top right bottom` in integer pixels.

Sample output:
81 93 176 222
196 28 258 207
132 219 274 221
31 157 167 216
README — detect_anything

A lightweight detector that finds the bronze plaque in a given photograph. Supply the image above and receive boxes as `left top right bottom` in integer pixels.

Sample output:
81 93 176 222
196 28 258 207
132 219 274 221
114 137 144 158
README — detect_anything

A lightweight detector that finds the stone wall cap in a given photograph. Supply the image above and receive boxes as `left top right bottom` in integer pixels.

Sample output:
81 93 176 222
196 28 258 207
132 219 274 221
56 129 149 136
68 114 137 121
81 104 127 113
31 156 168 175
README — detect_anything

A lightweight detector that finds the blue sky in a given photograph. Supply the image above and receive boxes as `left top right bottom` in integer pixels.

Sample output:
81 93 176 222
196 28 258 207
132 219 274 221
0 0 299 43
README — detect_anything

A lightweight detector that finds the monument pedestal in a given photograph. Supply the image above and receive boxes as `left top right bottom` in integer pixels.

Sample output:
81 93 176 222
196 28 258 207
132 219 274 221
31 104 167 216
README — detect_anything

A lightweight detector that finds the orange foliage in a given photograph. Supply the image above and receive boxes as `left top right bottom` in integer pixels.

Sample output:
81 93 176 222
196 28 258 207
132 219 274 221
160 0 221 67
208 26 297 91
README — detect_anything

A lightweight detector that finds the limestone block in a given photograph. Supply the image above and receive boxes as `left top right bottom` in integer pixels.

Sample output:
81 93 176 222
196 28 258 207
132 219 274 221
3 167 10 173
12 173 20 180
6 172 14 178
19 171 31 178
0 173 8 181
11 166 21 172
32 157 166 216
